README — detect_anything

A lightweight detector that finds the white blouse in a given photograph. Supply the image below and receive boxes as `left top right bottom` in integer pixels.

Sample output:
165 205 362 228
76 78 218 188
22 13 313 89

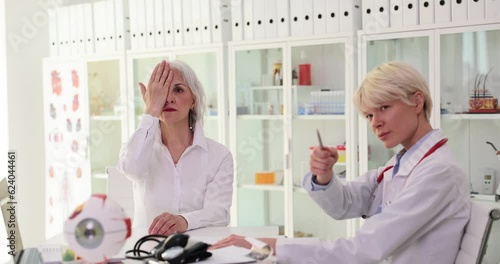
117 114 233 230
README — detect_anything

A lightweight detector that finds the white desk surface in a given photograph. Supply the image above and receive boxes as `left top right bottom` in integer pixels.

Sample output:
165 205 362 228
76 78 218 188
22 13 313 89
40 226 279 263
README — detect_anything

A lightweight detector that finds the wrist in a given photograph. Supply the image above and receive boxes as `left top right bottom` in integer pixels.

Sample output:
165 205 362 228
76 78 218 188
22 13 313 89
313 173 333 185
144 107 161 117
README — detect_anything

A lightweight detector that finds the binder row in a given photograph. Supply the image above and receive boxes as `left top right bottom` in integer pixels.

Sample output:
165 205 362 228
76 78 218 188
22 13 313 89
231 0 362 41
49 0 500 56
129 0 231 50
49 0 232 56
49 0 129 56
362 0 500 30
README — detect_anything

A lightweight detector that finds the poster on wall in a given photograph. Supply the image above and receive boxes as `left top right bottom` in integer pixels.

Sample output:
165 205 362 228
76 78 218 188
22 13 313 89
42 58 91 239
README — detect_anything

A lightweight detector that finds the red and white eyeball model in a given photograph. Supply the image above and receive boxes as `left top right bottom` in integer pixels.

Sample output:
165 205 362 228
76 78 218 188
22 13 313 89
64 194 132 262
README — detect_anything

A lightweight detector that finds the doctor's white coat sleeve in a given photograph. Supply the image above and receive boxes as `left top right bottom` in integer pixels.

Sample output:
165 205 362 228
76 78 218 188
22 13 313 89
276 158 469 263
117 114 159 181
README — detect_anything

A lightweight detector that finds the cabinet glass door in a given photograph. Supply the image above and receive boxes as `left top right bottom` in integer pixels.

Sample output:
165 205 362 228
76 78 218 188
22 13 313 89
88 60 123 193
233 47 286 231
439 28 500 198
290 42 349 239
175 52 222 143
131 55 170 127
364 35 430 171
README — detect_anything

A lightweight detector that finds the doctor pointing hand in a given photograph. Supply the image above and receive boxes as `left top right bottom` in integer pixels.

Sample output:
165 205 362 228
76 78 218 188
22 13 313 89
212 61 471 264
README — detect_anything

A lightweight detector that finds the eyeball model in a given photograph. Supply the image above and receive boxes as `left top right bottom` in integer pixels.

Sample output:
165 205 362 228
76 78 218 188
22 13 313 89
64 194 132 263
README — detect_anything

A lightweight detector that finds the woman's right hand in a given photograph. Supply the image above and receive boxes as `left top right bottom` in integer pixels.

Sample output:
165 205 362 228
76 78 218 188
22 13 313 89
139 60 173 117
310 146 338 185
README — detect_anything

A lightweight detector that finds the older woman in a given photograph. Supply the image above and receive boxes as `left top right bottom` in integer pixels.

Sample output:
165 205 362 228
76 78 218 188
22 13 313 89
118 60 233 236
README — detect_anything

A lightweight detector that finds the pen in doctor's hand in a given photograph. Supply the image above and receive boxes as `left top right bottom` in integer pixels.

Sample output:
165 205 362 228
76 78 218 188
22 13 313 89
316 129 324 149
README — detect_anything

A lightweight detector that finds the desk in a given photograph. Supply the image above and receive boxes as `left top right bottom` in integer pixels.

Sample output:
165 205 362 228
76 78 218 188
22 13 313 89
40 226 279 263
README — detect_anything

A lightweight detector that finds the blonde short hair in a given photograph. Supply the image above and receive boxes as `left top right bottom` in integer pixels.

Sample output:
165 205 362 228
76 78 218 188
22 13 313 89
353 61 432 120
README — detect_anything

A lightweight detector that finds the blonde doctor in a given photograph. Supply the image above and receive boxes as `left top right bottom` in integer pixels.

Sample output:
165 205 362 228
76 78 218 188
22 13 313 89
211 61 471 263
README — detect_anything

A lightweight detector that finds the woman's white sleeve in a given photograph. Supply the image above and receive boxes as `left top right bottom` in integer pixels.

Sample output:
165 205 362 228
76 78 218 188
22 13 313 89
117 114 159 181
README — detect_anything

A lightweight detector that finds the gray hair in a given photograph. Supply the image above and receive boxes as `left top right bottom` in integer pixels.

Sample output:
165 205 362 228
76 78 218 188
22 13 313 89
353 61 432 120
169 60 206 126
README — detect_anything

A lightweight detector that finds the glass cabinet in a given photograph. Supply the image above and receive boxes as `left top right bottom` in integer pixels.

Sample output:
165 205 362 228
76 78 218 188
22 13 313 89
437 24 500 200
359 31 433 174
127 44 227 145
229 37 358 239
87 57 127 194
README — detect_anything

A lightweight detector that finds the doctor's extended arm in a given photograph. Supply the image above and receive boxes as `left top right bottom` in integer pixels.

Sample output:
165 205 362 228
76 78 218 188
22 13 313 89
180 152 234 230
279 159 468 263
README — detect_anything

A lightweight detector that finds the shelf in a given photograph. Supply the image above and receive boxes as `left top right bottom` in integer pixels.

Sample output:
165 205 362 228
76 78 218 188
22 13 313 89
335 162 347 166
250 86 283 90
237 115 284 120
441 114 500 120
238 184 285 192
90 115 122 121
93 172 108 179
294 115 346 120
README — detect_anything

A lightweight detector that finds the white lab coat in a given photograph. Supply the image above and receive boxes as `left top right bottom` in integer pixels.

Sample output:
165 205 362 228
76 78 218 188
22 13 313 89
276 129 471 264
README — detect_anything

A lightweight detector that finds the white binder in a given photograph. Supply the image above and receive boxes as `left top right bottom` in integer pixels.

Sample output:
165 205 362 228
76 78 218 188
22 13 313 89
362 0 375 32
106 0 117 52
200 0 212 44
192 0 203 45
212 0 231 43
390 0 404 28
182 0 194 46
76 5 86 55
163 0 175 47
69 5 78 55
145 0 156 49
302 0 314 36
93 1 107 54
136 0 148 50
253 0 266 39
451 0 467 22
265 0 278 39
83 3 95 54
115 0 129 51
231 0 244 41
403 0 419 26
154 0 165 48
243 0 254 40
468 0 486 20
128 0 139 50
325 0 339 34
486 0 499 20
339 0 362 33
48 9 59 56
419 0 435 25
375 0 390 29
313 0 326 35
290 0 303 36
435 0 451 23
277 0 290 37
173 0 184 46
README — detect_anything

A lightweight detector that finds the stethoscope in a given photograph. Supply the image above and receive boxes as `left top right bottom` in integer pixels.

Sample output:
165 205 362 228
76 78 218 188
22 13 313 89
361 138 448 219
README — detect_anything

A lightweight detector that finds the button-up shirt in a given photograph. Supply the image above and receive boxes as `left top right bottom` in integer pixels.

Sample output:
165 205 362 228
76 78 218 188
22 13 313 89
118 114 233 230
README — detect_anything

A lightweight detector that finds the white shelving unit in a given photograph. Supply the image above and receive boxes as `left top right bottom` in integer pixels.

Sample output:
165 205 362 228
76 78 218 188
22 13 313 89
229 35 358 239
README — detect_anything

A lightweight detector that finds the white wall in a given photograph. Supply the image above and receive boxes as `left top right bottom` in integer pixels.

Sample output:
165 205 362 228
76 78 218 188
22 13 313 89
5 0 49 248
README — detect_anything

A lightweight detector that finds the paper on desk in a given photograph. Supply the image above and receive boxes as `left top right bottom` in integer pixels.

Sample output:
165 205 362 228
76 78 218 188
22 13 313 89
205 245 256 264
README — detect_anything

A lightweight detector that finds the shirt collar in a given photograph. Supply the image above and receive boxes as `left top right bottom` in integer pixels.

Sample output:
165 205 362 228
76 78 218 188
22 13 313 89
393 129 444 177
192 121 208 151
